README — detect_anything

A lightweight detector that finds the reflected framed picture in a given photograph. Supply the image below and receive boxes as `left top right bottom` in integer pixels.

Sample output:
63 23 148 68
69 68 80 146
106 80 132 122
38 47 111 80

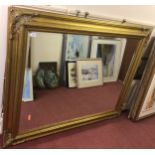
90 39 124 82
66 61 77 88
22 68 34 102
77 59 103 88
65 34 90 61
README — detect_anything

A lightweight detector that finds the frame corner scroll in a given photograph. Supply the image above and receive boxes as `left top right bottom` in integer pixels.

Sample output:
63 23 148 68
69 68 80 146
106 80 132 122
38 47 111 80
9 6 39 40
2 130 13 148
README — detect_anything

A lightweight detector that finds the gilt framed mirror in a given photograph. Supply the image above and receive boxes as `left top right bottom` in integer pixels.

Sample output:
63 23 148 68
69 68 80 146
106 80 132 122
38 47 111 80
2 5 153 147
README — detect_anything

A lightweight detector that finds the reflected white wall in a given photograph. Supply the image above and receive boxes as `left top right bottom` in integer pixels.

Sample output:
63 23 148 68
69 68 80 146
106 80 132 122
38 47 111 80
30 32 63 75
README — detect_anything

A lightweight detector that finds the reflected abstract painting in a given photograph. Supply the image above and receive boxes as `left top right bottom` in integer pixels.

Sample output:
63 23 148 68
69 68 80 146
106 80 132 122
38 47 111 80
65 34 90 60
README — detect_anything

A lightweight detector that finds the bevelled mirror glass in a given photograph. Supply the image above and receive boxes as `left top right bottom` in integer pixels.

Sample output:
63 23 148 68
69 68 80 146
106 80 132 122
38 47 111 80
2 6 153 147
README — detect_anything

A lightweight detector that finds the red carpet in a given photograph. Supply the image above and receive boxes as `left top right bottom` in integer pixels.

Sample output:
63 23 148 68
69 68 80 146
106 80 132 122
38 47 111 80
1 112 155 148
19 82 122 133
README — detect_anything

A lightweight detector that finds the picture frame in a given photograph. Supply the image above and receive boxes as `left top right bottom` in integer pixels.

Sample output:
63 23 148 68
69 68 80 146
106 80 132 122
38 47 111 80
77 59 103 88
22 68 34 102
65 34 90 61
90 39 125 82
129 41 155 120
66 61 77 88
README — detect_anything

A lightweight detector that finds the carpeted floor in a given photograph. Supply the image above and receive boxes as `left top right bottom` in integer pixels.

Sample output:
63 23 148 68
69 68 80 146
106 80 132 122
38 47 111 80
19 82 122 133
1 112 155 149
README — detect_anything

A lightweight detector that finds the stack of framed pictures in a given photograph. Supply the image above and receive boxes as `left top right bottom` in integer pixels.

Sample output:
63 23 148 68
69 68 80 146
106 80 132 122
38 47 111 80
61 35 126 86
60 34 91 85
129 40 155 120
123 37 155 111
65 36 126 89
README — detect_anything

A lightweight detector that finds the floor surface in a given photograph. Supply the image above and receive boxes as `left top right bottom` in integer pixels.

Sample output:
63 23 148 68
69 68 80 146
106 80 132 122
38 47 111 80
1 112 155 149
19 82 122 133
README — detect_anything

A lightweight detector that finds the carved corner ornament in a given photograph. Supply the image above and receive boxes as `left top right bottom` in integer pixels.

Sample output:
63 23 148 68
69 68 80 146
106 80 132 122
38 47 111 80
3 130 13 147
9 7 39 40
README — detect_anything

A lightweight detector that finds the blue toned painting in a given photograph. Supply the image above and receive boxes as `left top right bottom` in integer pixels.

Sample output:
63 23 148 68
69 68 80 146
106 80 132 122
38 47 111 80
65 34 89 60
22 68 33 102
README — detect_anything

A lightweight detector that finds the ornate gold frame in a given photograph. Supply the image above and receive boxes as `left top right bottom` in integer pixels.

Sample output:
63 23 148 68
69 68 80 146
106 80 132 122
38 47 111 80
2 5 153 147
129 40 155 120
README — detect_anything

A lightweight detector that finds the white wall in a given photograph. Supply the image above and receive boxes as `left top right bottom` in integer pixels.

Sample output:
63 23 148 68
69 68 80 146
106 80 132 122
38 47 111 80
1 5 155 133
64 5 155 26
30 32 63 75
0 5 8 134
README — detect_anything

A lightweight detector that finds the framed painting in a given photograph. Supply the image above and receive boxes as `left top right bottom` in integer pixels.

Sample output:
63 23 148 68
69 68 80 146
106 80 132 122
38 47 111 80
65 34 90 60
77 59 103 88
66 61 77 88
22 68 34 102
90 39 125 82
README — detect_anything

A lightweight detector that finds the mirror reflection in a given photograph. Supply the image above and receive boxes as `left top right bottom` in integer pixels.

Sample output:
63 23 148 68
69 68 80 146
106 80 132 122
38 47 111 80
19 31 139 133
